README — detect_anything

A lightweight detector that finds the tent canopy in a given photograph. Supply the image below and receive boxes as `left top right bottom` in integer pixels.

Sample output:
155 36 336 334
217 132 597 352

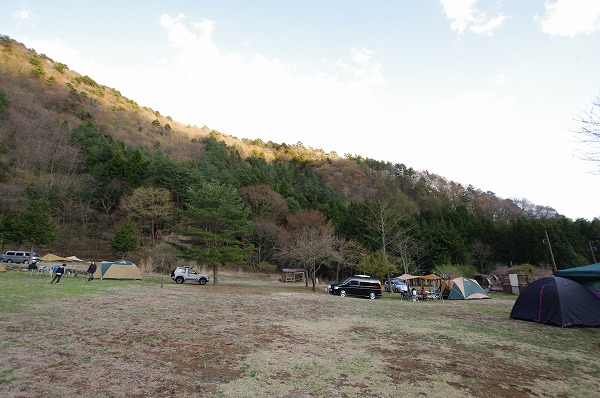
421 274 441 280
64 255 84 262
398 273 419 281
510 276 600 327
40 253 66 262
554 263 600 293
441 277 490 300
554 263 600 277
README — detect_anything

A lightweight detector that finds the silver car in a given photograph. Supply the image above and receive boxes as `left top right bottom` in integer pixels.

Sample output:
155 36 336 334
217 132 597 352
1 250 40 264
383 278 409 293
171 266 210 285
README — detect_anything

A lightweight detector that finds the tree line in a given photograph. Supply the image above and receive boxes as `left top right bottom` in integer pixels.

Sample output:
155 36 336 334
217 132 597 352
2 122 599 285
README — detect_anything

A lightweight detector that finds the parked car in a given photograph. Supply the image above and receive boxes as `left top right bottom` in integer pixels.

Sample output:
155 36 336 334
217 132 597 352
171 266 210 285
383 278 409 293
1 250 40 264
327 276 382 299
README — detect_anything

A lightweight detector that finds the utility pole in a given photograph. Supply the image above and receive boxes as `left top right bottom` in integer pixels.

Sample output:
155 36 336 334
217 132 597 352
545 230 557 271
588 241 597 263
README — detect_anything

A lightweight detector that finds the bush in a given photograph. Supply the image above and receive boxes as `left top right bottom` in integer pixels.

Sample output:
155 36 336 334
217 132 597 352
255 261 277 276
0 90 10 113
142 243 180 274
53 62 68 74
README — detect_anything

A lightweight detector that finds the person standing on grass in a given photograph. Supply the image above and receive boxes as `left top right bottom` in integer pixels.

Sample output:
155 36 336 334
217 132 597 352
87 261 97 282
50 264 65 284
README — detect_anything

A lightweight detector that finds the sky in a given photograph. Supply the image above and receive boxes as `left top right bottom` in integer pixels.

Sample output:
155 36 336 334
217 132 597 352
1 0 600 220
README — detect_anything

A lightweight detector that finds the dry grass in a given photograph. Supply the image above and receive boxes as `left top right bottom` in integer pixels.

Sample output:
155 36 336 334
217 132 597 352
1 271 599 398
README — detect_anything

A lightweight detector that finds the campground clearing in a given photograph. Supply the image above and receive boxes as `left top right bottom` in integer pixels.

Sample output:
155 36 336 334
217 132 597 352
1 271 599 398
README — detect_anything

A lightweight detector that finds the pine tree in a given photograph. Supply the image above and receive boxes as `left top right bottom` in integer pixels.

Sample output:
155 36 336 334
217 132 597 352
172 182 254 285
110 217 140 259
19 199 57 259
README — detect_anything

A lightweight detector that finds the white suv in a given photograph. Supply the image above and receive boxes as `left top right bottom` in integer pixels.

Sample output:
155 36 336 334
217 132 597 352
171 266 210 285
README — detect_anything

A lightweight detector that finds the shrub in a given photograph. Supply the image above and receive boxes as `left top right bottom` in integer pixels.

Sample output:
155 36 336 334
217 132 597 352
53 62 68 73
0 90 10 113
29 56 45 77
75 75 100 88
255 261 278 276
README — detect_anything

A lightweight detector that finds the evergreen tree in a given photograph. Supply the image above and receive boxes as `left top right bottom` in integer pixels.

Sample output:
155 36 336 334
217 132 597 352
19 199 57 257
172 182 254 285
110 217 140 259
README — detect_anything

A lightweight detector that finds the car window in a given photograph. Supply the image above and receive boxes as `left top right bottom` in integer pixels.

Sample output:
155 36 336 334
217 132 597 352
349 279 359 286
360 281 380 288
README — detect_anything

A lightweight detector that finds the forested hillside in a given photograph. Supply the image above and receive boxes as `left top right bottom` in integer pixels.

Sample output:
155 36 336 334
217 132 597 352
1 35 598 281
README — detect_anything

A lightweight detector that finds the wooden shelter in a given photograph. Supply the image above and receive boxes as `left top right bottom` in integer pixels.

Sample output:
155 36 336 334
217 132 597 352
281 268 305 283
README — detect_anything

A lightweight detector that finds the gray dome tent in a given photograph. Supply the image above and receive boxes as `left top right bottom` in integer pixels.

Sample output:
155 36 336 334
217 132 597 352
510 276 600 328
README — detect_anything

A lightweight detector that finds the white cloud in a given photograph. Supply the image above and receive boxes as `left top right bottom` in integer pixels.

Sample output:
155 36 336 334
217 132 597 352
11 5 33 21
334 48 386 88
536 0 600 37
11 4 35 28
494 73 508 86
440 0 509 36
103 14 388 154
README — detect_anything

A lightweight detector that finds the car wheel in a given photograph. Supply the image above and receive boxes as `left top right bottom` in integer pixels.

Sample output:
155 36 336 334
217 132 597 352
369 292 376 300
340 290 347 297
175 276 184 284
23 260 29 264
6 259 12 263
198 278 207 285
393 287 399 293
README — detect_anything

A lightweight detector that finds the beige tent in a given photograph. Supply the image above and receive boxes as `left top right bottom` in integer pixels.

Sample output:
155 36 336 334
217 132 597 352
94 260 142 280
40 253 67 262
398 273 419 281
65 255 84 262
422 273 442 289
0 264 6 272
398 273 423 288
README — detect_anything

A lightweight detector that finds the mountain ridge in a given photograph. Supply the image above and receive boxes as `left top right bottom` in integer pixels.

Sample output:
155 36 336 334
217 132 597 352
3 34 595 273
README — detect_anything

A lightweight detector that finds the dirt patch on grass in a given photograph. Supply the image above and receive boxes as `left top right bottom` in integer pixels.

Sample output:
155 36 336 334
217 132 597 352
1 275 599 397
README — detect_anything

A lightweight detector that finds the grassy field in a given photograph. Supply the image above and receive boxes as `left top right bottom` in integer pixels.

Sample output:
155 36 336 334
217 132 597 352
1 271 598 398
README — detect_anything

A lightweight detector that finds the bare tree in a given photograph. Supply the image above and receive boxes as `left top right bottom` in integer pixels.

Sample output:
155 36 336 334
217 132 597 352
332 238 366 282
471 239 493 274
574 95 600 172
278 228 341 292
363 198 409 291
120 187 173 247
250 221 286 270
395 234 424 275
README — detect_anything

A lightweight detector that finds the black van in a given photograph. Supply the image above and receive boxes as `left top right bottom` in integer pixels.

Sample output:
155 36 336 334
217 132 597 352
328 277 383 299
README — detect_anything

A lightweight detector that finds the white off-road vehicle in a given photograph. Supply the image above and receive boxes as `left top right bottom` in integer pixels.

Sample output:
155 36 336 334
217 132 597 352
171 266 210 285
